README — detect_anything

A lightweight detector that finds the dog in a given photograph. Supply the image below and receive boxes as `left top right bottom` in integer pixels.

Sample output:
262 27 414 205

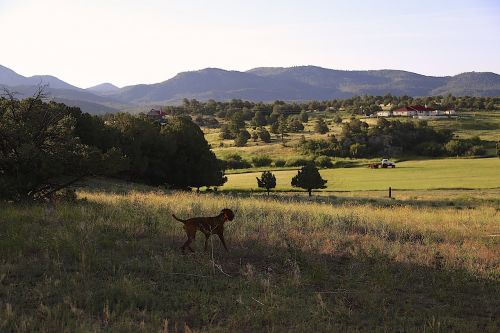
172 208 235 253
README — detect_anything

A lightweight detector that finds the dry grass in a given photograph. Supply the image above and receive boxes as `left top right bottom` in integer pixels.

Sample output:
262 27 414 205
1 187 499 332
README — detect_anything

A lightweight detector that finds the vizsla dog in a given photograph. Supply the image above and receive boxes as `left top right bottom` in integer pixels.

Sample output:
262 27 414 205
172 208 235 253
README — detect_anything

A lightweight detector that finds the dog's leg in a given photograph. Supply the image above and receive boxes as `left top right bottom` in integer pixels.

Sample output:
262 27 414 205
217 232 229 252
182 237 195 253
204 234 210 252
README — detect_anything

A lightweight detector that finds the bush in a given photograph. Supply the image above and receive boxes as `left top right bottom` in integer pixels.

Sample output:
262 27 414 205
274 159 286 167
222 154 251 169
416 142 445 157
314 118 329 134
234 130 251 146
285 158 313 167
333 115 343 124
258 128 271 143
252 155 272 167
315 156 333 168
466 145 486 156
288 119 304 132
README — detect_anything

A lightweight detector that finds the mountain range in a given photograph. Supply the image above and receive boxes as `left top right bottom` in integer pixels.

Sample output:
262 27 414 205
1 64 499 114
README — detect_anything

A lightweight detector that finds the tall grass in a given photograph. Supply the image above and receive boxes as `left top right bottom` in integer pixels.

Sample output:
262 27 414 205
0 189 498 332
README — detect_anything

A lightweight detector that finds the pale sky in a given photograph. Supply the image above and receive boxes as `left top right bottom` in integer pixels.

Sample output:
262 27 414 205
1 0 499 88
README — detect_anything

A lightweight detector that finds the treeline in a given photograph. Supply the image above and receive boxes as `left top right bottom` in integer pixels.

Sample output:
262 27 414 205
0 93 225 201
300 118 486 158
160 95 499 119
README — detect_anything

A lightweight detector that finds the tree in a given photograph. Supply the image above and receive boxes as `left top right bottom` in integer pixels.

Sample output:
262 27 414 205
277 115 288 142
314 117 329 134
349 143 368 158
288 118 304 132
251 111 267 127
0 90 126 201
161 116 226 190
299 110 309 123
257 128 271 143
256 171 276 195
291 163 327 196
333 115 343 124
234 130 250 147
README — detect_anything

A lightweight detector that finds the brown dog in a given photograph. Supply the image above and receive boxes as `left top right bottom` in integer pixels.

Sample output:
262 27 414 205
172 208 235 253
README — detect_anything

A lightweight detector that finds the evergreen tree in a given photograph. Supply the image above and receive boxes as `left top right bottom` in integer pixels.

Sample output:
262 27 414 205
314 117 329 134
291 163 327 196
256 171 276 195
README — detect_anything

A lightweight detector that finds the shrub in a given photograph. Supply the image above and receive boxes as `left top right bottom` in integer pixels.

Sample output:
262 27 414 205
274 159 286 167
258 128 271 143
252 155 272 167
466 145 486 156
285 158 312 167
314 117 329 134
234 130 251 146
315 156 333 168
222 154 251 169
416 142 445 157
288 119 304 132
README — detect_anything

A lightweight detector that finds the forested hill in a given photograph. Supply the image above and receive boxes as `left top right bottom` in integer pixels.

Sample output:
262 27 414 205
112 67 500 104
1 64 500 113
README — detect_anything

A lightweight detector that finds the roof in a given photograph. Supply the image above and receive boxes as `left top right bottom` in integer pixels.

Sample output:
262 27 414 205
394 105 438 112
147 109 166 116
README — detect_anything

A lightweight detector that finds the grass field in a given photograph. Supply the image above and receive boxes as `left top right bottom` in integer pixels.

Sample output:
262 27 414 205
1 186 498 332
223 157 500 192
207 110 500 163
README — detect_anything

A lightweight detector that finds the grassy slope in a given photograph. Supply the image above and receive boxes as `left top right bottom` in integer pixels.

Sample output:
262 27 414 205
223 157 500 191
1 187 499 332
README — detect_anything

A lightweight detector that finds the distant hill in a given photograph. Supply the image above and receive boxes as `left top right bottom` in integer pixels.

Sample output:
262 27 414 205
86 83 120 94
0 64 80 90
0 65 126 114
1 64 499 113
110 66 500 104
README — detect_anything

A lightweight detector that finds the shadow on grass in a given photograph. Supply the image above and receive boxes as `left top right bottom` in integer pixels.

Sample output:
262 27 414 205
221 189 499 210
0 199 499 332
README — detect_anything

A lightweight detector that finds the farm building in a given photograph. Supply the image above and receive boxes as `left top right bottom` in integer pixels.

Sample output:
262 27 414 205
376 110 392 117
146 108 167 121
377 105 456 118
393 105 436 117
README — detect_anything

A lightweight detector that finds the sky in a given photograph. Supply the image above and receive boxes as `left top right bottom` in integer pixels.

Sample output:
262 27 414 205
0 0 499 88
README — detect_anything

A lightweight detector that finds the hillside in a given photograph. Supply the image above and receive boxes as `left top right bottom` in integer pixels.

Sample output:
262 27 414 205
86 82 120 94
2 64 500 112
110 66 500 104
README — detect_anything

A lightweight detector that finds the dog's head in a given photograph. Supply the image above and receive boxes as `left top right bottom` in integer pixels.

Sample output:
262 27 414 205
221 208 235 222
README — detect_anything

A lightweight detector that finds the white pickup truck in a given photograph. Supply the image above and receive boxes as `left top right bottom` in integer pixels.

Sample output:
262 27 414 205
368 159 396 169
381 159 396 168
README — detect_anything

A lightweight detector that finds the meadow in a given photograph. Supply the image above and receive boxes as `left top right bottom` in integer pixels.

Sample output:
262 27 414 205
223 157 500 192
209 110 500 161
1 184 499 332
1 108 499 332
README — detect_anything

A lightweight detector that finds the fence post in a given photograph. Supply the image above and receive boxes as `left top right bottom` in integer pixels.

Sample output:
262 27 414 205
389 186 392 198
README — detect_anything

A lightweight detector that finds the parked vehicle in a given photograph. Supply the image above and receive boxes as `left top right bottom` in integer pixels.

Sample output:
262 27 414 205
368 159 396 169
381 159 396 168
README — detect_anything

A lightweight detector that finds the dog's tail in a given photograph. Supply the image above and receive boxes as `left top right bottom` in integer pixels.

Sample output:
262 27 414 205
172 214 187 223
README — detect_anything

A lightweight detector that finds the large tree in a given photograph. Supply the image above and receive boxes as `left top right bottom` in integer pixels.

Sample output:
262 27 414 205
291 163 327 196
0 90 126 201
161 116 226 190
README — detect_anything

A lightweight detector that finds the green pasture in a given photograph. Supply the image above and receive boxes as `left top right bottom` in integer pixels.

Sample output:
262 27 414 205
223 157 500 191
